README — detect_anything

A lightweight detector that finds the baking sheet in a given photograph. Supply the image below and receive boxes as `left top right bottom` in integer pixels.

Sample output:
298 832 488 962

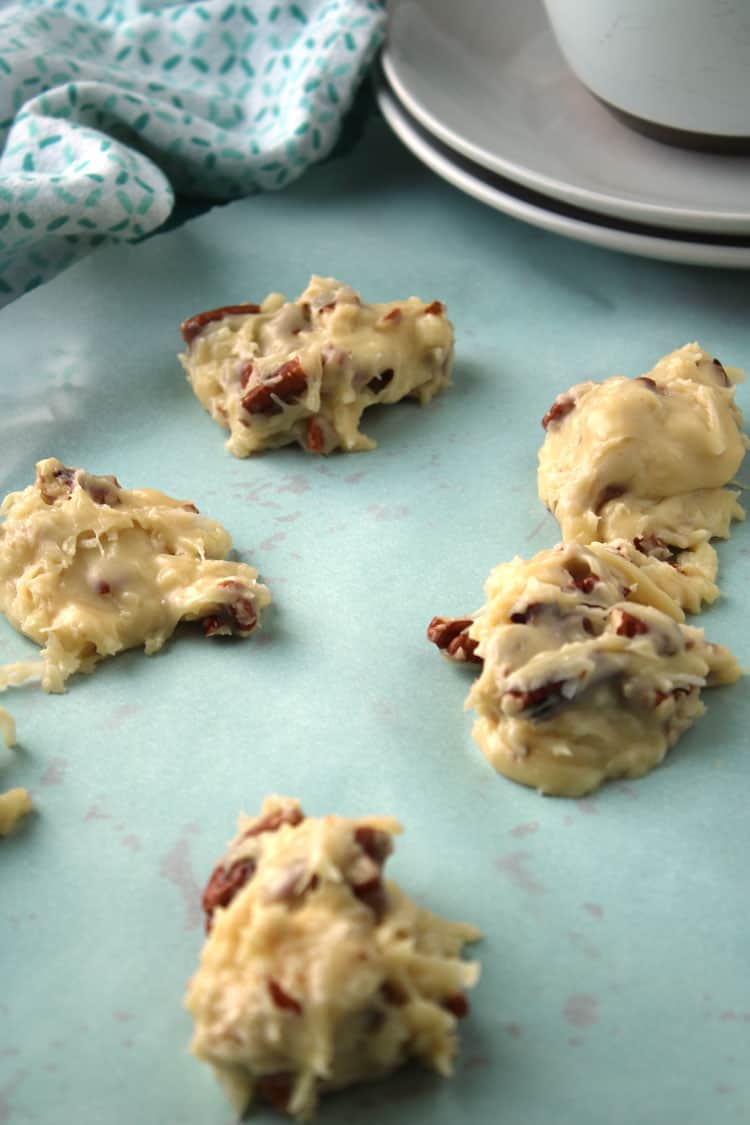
1 115 748 1125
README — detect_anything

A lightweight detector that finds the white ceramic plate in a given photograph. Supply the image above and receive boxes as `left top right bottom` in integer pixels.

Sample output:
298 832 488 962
385 0 750 234
375 65 750 269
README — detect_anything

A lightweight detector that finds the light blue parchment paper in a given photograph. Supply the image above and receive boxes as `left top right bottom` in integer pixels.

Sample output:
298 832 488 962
1 116 748 1125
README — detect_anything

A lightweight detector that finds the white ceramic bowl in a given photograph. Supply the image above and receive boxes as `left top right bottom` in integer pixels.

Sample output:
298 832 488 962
542 0 750 149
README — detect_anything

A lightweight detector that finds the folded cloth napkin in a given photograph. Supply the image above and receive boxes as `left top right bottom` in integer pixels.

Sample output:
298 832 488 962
0 0 385 306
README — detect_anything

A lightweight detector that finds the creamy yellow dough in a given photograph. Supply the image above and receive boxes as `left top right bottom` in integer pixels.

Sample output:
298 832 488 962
538 344 748 563
0 707 32 837
430 543 740 797
179 275 454 456
186 796 480 1120
0 459 271 693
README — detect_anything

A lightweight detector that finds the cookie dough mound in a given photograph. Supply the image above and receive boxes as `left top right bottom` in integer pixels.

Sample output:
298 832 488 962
456 543 740 796
0 459 271 693
185 796 480 1119
179 276 454 456
538 344 748 560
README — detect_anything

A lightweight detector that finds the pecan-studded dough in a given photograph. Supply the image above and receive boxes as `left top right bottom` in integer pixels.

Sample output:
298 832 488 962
0 459 270 693
185 796 480 1120
538 344 748 572
179 276 454 456
429 537 721 656
430 543 740 797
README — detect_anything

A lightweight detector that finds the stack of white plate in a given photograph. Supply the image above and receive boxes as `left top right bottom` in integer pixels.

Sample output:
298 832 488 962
377 0 750 268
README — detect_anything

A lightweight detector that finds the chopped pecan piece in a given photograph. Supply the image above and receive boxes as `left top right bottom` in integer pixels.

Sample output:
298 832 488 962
355 826 393 865
256 1073 294 1114
446 632 480 663
239 361 254 389
428 616 472 649
366 368 394 395
180 303 261 345
509 602 544 625
241 357 308 416
202 581 258 637
633 534 674 562
427 616 482 664
37 461 76 504
382 307 402 324
505 680 568 720
78 471 121 507
201 609 246 638
542 394 576 430
306 417 325 453
202 806 305 930
381 980 408 1006
563 557 599 595
594 484 626 514
268 979 303 1015
712 357 730 386
654 685 694 706
636 376 663 392
423 300 445 315
227 596 259 634
442 993 470 1019
350 825 392 920
202 857 257 932
241 805 305 841
37 461 121 507
613 610 649 637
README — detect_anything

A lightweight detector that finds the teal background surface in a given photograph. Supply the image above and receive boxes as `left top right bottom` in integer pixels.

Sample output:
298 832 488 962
1 116 748 1124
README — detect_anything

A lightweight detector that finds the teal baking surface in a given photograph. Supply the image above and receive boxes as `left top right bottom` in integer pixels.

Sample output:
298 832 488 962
1 115 749 1125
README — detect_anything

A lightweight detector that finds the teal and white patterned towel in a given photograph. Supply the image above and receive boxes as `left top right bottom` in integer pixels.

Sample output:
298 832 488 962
0 0 385 305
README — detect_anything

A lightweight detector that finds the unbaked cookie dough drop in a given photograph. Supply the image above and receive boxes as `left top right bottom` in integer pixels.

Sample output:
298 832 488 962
185 796 480 1119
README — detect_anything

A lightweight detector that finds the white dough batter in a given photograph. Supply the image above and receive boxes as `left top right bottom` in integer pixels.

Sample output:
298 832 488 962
0 459 271 693
538 344 748 569
186 796 480 1119
430 542 740 797
180 276 454 456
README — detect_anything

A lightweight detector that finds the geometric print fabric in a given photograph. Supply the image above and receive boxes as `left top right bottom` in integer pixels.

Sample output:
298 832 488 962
0 0 386 303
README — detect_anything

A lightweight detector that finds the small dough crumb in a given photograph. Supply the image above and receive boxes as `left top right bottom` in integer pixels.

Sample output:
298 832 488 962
0 707 29 837
538 344 748 581
179 276 454 456
185 796 480 1119
430 542 741 797
0 787 32 836
0 459 271 693
0 705 16 748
